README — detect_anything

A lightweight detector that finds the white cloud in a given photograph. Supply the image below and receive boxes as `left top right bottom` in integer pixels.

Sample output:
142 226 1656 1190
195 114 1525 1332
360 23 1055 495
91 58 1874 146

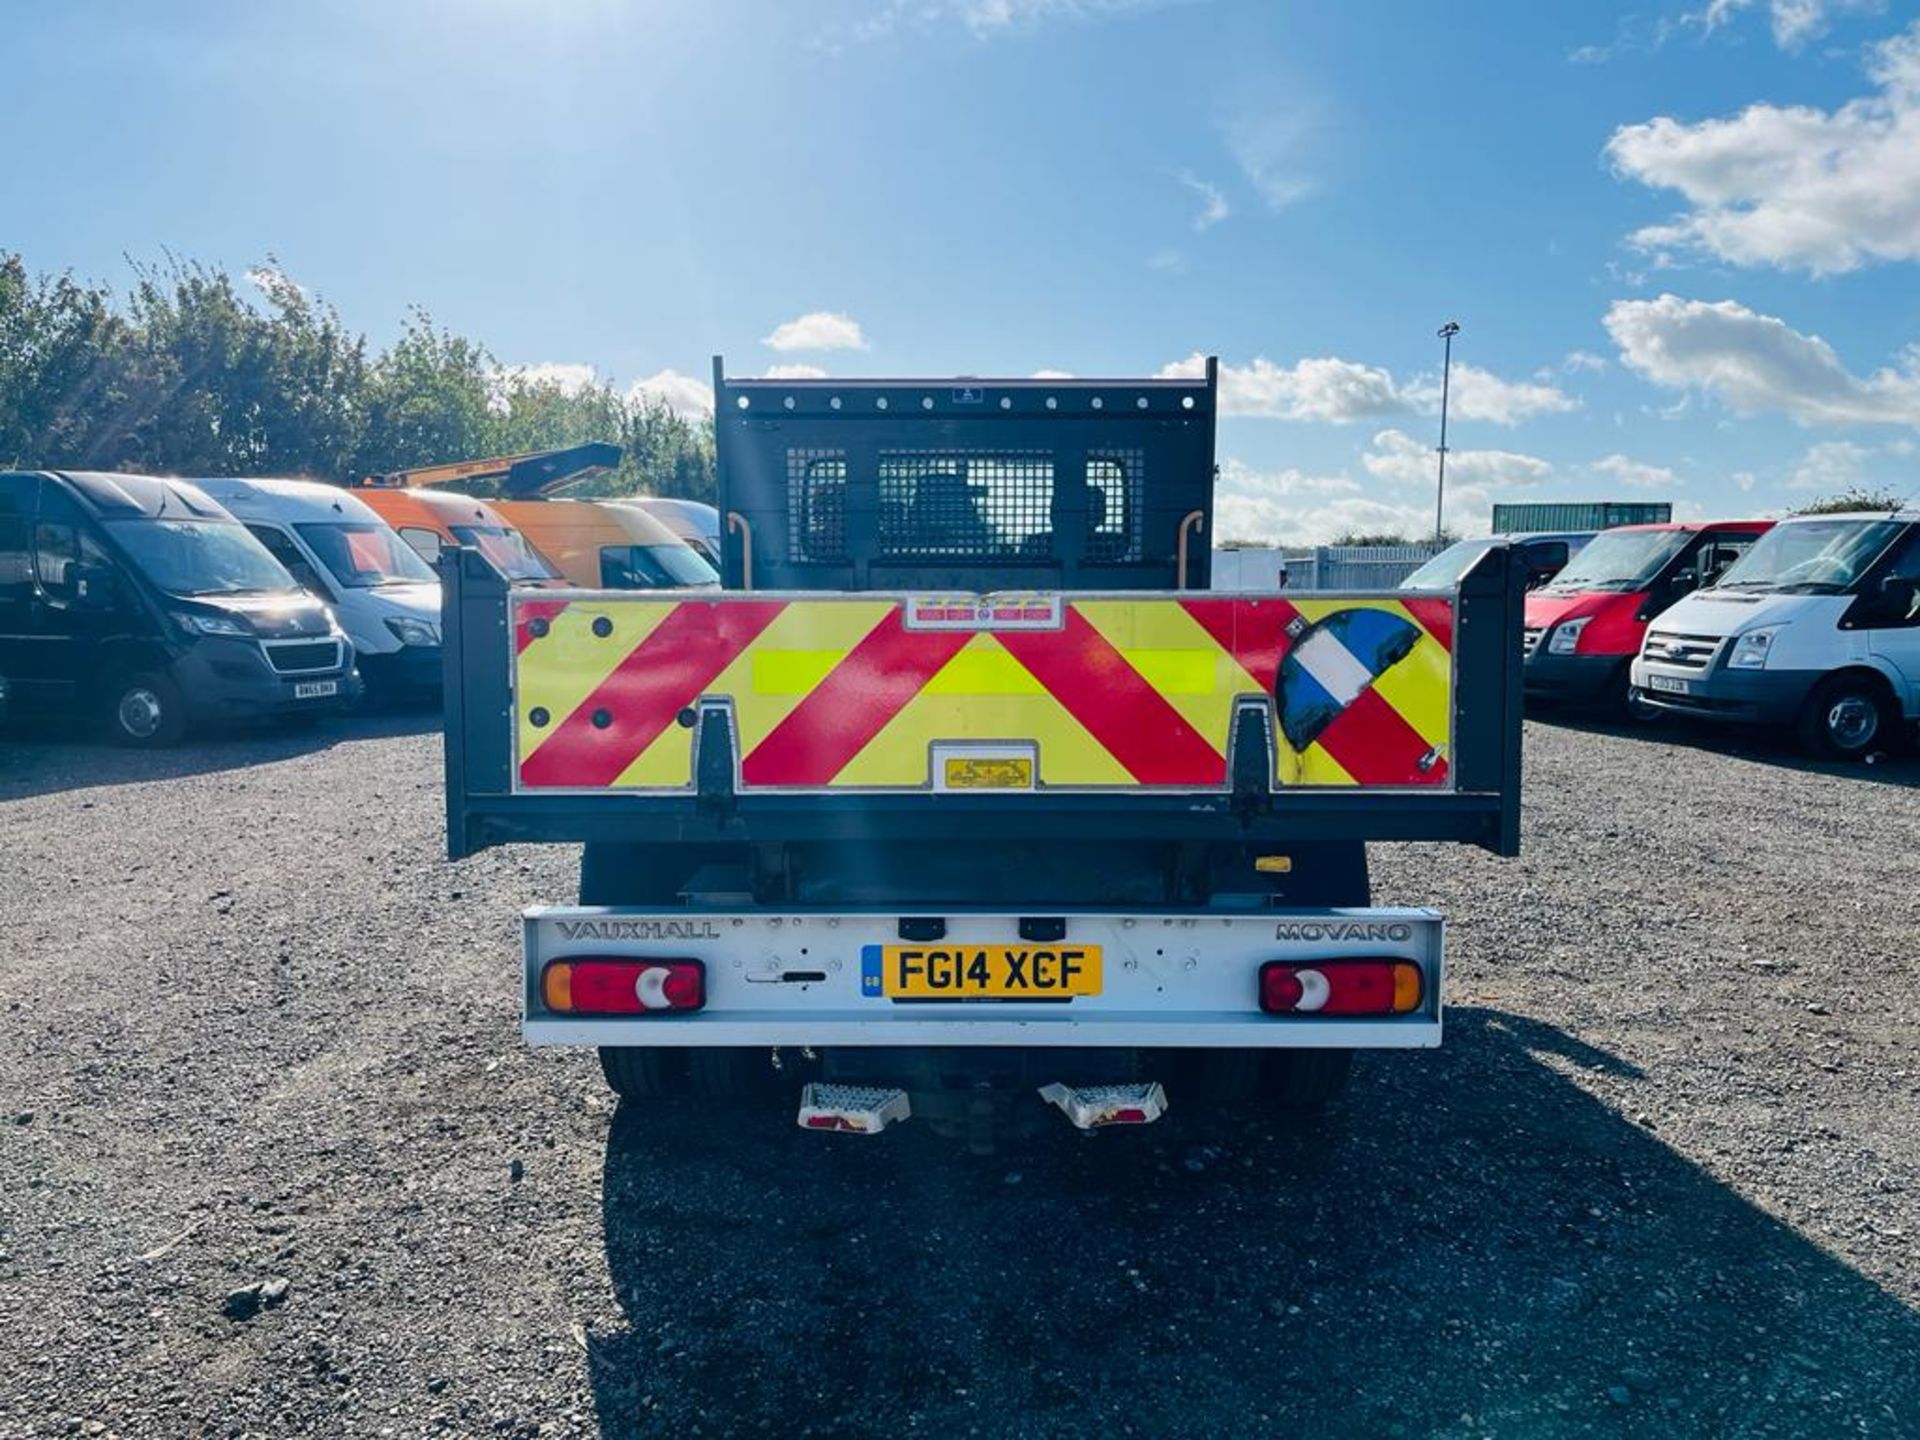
763 363 830 380
1030 368 1076 379
1688 0 1884 52
1734 469 1759 492
1158 353 1401 423
1211 458 1425 547
1221 107 1318 211
1158 352 1577 426
823 0 1178 46
627 368 714 419
1362 427 1553 490
1563 349 1610 373
1789 439 1874 490
1146 248 1188 274
1604 293 1920 427
762 311 869 353
1591 453 1681 489
1606 21 1920 274
1177 171 1230 231
502 362 600 396
1404 363 1581 426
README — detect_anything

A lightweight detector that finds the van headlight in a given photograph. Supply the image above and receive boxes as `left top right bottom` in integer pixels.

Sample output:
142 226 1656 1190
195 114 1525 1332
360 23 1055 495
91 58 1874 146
385 617 441 647
1547 617 1590 655
173 610 251 637
1727 627 1780 670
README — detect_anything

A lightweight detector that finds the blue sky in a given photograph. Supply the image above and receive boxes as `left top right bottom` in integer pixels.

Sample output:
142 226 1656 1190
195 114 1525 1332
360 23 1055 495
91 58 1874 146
6 0 1920 540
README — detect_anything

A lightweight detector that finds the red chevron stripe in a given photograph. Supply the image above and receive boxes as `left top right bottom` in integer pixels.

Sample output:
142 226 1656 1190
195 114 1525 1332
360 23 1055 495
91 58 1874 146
1399 597 1454 652
1177 597 1303 696
519 600 787 789
742 609 972 786
1311 685 1448 786
514 599 572 654
998 609 1225 785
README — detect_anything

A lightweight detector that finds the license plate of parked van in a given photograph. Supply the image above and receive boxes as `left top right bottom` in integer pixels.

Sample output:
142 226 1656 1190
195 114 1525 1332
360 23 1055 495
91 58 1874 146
294 680 339 699
866 944 1103 999
1647 675 1689 694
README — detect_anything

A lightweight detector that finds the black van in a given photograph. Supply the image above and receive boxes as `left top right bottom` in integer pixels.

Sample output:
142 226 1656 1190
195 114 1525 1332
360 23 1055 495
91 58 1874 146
0 471 362 745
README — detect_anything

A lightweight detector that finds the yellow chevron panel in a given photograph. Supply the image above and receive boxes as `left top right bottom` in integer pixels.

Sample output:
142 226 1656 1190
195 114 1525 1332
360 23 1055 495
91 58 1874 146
1368 628 1452 749
612 599 895 789
1072 599 1255 751
831 634 1134 788
516 599 677 769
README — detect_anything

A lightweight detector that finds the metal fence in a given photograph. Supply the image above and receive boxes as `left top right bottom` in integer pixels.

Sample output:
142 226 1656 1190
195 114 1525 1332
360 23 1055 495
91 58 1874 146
1278 543 1446 592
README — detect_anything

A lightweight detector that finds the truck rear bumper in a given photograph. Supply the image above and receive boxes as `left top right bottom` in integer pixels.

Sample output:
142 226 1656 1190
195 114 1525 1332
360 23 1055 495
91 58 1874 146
522 906 1444 1049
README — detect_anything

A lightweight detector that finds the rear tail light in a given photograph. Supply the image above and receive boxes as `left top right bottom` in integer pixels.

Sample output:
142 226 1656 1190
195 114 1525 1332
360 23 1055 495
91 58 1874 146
1259 959 1423 1016
541 958 705 1015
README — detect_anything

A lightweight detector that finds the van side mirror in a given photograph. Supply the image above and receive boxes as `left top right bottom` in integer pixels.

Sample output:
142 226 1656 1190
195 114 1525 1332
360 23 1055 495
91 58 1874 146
71 563 120 609
1880 574 1920 618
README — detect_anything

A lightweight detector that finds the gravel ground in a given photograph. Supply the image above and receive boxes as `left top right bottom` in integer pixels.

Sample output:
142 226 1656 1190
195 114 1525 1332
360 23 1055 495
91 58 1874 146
1 712 1917 1439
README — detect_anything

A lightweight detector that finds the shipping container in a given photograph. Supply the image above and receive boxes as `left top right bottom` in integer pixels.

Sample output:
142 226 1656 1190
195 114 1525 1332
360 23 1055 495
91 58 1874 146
1492 501 1671 534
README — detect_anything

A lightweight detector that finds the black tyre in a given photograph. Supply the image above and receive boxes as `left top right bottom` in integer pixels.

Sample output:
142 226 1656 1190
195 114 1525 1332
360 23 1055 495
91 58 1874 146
598 1046 678 1101
103 672 186 747
1265 1049 1354 1110
685 1047 778 1100
1613 667 1664 725
1795 673 1894 760
1185 1048 1267 1102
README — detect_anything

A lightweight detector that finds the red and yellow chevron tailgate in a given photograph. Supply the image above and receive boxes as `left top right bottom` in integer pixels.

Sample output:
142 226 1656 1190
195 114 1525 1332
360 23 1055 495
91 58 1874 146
511 593 1455 793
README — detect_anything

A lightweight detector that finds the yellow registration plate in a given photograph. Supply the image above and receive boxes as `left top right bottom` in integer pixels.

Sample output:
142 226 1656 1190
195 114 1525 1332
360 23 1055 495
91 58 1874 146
867 944 1103 1000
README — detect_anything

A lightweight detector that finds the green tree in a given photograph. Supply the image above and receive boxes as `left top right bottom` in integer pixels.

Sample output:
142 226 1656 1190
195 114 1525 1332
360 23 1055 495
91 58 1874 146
0 249 719 500
1793 487 1907 515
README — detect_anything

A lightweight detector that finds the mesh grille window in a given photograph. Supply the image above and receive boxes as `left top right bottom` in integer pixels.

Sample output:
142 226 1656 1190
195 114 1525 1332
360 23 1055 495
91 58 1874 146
878 450 1053 558
788 450 848 562
1085 450 1144 563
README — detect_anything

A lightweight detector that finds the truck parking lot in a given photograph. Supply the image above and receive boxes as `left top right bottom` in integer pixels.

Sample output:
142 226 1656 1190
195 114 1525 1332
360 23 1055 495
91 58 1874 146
2 715 1916 1438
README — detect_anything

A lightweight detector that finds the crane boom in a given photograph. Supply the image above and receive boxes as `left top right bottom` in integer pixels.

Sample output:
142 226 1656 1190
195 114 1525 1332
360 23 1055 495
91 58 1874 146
360 442 621 497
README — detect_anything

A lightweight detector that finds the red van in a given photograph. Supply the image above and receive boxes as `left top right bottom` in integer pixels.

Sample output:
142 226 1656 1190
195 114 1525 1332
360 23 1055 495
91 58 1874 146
1522 520 1774 716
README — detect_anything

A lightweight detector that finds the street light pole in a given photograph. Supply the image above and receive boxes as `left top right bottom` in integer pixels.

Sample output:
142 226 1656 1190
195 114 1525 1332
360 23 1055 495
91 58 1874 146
1434 320 1460 544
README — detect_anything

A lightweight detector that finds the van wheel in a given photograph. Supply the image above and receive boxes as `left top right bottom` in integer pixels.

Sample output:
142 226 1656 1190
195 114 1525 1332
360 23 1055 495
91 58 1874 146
598 1046 679 1101
685 1048 778 1100
1795 674 1893 760
1614 668 1664 724
1266 1050 1354 1111
104 672 186 747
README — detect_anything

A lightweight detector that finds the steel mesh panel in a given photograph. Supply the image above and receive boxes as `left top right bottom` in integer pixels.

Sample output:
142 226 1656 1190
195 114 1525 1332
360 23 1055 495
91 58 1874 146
878 450 1054 558
788 450 849 562
1085 449 1144 563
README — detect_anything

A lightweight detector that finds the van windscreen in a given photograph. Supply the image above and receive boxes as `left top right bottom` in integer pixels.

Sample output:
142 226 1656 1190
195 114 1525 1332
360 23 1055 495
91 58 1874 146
106 518 297 597
296 522 436 588
1715 519 1904 594
450 524 558 580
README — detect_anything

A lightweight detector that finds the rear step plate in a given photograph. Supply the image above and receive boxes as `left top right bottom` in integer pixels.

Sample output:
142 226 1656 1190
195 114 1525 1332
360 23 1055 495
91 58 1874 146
1038 1081 1167 1130
797 1083 912 1135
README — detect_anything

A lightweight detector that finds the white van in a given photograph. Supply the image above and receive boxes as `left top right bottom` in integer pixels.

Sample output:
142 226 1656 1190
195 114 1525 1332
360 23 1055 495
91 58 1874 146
1631 510 1920 758
194 478 443 700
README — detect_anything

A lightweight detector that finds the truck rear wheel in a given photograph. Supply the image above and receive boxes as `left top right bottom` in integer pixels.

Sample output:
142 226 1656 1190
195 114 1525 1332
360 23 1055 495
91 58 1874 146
685 1048 779 1099
598 1046 678 1101
1266 1049 1354 1110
